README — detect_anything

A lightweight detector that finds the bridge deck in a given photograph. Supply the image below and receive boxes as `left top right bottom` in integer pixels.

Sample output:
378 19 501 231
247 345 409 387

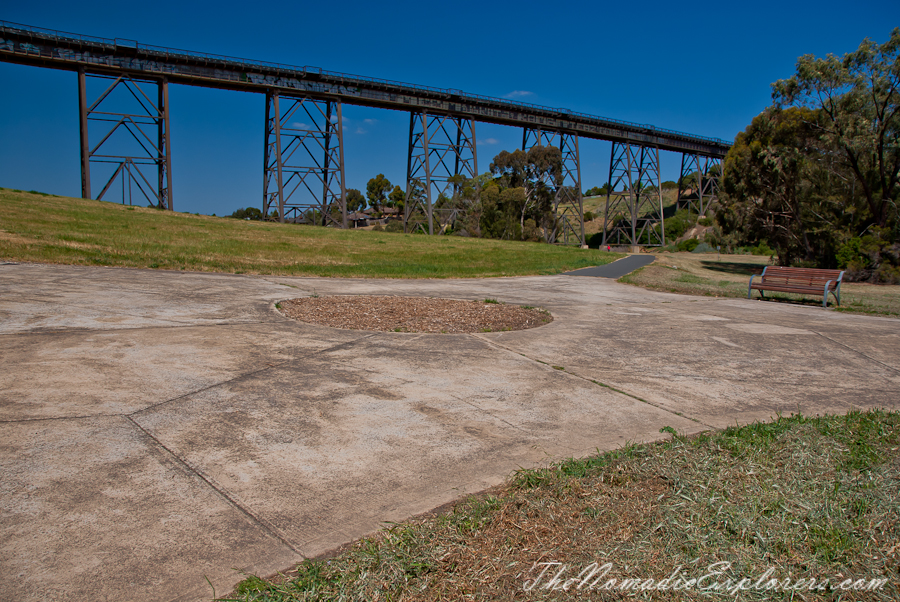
0 21 729 158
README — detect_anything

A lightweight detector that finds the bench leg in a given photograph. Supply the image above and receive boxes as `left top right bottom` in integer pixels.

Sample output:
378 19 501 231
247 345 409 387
823 280 834 308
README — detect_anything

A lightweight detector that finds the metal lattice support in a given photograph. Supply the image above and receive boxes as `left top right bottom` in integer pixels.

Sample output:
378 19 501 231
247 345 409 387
263 91 346 227
601 142 664 248
677 153 722 216
522 129 585 246
77 70 173 209
405 112 477 235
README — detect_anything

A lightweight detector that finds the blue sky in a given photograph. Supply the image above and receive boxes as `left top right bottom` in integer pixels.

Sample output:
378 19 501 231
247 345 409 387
1 1 897 215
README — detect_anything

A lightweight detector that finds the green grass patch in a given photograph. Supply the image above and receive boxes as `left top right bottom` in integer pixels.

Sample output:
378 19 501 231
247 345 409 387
222 410 900 601
0 189 620 278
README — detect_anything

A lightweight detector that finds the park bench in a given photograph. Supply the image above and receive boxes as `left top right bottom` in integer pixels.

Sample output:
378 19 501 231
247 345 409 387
748 266 845 308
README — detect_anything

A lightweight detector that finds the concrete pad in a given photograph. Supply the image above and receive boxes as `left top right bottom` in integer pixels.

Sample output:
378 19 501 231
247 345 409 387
0 416 296 602
0 323 366 420
132 333 700 559
1 263 898 601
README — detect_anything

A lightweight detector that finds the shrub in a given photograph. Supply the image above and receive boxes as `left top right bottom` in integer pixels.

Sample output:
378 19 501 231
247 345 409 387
586 232 605 249
372 223 384 231
677 238 700 252
691 242 715 253
752 241 775 256
583 211 595 222
663 209 697 241
384 220 404 233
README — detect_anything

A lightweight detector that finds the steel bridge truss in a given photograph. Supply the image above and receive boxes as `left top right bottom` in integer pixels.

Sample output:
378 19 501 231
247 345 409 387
676 153 722 216
77 70 173 209
602 142 664 248
263 91 346 227
522 129 584 246
405 112 477 235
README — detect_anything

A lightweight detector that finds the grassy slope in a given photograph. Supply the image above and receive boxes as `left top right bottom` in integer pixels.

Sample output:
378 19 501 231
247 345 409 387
621 251 900 318
0 189 618 278
226 410 899 601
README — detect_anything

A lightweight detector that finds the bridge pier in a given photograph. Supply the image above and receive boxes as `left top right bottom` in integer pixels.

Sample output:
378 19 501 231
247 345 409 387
676 153 722 216
263 91 346 227
601 142 664 248
405 113 477 235
521 129 585 246
77 71 173 210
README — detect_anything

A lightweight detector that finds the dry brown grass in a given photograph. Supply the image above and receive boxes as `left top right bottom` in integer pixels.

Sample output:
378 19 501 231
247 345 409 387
225 410 900 601
621 252 900 317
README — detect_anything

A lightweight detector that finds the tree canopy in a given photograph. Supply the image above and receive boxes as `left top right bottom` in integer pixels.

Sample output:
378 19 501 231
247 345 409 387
721 29 900 281
345 188 366 213
366 174 392 214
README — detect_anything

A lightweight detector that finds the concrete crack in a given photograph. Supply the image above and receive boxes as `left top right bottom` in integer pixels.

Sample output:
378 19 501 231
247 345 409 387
125 416 304 557
471 334 716 430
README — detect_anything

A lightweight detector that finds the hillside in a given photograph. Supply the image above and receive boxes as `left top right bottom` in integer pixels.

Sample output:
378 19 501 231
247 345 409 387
0 188 617 278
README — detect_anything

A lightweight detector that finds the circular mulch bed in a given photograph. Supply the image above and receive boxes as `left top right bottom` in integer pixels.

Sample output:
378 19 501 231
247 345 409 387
277 295 553 333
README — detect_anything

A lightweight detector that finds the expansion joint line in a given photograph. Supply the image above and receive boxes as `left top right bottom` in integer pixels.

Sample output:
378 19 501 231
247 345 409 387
470 334 715 430
125 416 304 556
814 331 900 376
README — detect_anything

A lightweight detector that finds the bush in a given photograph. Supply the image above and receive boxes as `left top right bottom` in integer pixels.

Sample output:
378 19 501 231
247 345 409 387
584 211 594 222
372 223 384 231
691 242 715 253
663 209 697 241
522 219 542 242
752 241 775 256
586 232 605 249
698 217 713 227
677 238 700 252
229 207 263 220
384 220 404 233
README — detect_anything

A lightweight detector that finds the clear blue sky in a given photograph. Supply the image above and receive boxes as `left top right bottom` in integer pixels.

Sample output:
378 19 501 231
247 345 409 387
1 1 897 215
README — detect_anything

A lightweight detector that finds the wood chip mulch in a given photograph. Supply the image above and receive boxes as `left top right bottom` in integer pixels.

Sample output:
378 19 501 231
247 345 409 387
277 295 553 333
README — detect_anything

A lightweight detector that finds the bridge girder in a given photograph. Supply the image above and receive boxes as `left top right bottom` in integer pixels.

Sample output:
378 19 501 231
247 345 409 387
405 113 477 235
522 129 585 246
262 91 346 227
602 142 665 248
677 153 722 216
77 70 173 209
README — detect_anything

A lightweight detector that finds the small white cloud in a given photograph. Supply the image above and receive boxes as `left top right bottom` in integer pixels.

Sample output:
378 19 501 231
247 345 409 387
291 122 309 129
363 118 377 125
478 138 499 145
505 90 533 99
355 127 367 134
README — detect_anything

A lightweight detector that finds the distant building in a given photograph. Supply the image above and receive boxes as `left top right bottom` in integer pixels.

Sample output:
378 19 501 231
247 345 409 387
348 212 369 228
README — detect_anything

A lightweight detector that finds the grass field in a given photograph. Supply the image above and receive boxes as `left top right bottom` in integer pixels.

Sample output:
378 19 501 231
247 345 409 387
621 251 900 318
0 188 618 278
224 410 899 601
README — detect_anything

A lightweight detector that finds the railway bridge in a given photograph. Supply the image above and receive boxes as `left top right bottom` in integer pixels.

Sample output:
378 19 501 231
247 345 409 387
0 22 731 246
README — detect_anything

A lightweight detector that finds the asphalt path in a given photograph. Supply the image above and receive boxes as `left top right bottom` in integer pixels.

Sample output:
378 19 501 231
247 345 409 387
564 254 656 278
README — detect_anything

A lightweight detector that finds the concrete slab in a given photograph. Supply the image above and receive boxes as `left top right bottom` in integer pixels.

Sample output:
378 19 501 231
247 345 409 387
1 263 898 601
0 416 294 602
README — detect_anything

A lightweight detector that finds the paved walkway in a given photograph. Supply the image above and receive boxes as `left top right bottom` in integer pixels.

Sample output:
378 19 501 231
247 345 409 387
564 254 655 278
1 263 898 601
